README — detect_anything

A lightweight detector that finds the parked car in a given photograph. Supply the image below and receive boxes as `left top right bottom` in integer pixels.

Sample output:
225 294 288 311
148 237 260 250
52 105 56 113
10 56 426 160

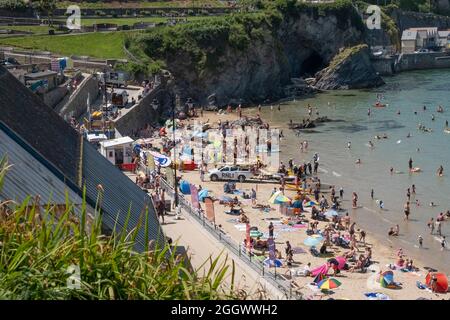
208 165 254 182
415 48 429 53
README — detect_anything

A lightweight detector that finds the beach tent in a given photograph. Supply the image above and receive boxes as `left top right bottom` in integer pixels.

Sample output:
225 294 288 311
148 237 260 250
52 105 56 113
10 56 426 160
219 195 233 203
268 191 291 204
179 180 191 195
425 272 448 293
379 270 400 289
198 189 209 202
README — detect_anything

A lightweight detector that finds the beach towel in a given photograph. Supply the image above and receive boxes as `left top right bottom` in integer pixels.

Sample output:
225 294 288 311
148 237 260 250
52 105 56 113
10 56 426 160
226 218 240 223
291 247 307 254
234 224 247 231
364 292 391 300
261 232 279 239
416 281 427 290
293 224 308 228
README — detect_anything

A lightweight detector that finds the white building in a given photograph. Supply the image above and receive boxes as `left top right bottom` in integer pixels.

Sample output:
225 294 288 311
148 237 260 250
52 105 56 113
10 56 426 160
100 136 134 169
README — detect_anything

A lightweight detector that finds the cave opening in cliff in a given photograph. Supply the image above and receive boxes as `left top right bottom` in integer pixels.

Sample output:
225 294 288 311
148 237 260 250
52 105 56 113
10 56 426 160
300 51 325 77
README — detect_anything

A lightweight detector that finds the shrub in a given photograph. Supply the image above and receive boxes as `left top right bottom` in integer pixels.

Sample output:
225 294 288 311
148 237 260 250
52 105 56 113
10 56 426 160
0 158 241 300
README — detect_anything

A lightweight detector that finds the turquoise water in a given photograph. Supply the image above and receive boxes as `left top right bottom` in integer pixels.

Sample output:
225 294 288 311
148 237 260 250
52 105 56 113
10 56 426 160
254 69 450 272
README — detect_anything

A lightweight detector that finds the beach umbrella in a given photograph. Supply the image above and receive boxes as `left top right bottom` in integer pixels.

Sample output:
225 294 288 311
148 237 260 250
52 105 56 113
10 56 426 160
303 200 317 207
379 271 395 288
324 209 339 218
268 191 291 204
250 230 264 238
292 200 303 209
263 258 282 267
304 236 322 247
425 272 448 293
317 278 342 290
313 273 327 284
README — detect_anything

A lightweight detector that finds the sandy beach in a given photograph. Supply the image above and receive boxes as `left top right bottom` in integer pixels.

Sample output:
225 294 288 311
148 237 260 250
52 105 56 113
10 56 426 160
169 109 448 300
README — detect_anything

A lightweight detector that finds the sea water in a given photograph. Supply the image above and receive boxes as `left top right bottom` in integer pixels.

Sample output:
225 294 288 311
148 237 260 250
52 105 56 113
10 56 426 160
256 69 450 272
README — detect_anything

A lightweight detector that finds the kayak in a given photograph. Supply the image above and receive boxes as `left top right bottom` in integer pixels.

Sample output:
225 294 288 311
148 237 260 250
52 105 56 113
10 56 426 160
410 167 421 173
444 128 450 134
374 103 386 108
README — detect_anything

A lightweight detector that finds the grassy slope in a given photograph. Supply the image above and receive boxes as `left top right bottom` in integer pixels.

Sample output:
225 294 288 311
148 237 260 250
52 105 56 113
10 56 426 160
56 0 226 9
0 31 131 59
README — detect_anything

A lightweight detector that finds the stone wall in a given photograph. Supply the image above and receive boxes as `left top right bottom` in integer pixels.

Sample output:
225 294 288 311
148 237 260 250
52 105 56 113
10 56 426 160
371 56 396 76
396 52 450 72
114 80 174 137
56 74 99 119
42 86 69 109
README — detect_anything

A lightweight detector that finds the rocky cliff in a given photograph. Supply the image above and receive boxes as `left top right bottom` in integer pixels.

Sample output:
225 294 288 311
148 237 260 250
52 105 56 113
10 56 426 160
129 0 375 107
314 44 385 89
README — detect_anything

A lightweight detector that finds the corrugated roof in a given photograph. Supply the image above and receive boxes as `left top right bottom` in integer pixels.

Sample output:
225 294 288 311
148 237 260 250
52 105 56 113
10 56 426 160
0 128 93 218
0 66 80 183
0 66 164 252
401 30 418 41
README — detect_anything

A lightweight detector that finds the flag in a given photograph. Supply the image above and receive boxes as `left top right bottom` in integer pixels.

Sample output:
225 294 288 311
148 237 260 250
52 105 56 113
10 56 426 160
87 93 91 121
190 184 199 209
268 237 276 263
246 223 251 250
204 198 215 223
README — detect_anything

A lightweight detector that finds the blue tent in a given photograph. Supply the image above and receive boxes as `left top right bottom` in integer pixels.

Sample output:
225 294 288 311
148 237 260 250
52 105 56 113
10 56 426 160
292 200 303 209
179 180 191 195
198 189 209 202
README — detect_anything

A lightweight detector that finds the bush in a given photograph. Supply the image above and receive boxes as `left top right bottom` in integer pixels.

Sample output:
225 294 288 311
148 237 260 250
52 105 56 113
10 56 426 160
0 158 241 300
0 0 28 11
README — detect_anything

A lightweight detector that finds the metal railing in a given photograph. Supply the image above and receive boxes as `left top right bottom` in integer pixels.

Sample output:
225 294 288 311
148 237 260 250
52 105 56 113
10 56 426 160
155 173 302 300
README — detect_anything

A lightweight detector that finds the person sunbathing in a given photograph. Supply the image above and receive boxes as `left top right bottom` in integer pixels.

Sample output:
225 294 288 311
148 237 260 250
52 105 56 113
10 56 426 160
239 213 249 224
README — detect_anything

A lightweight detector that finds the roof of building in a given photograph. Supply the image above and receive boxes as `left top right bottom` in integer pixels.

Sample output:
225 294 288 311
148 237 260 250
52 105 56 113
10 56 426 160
0 66 164 252
401 30 418 41
438 31 450 38
101 136 134 148
0 67 80 182
408 27 438 32
24 70 58 79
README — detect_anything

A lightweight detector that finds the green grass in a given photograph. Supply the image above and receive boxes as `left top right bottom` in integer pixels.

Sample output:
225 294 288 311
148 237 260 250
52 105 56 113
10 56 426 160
0 31 131 59
56 1 226 9
0 157 242 300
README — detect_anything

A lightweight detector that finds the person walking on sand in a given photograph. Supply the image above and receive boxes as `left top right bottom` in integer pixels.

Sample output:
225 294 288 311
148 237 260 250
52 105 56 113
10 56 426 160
408 157 413 171
269 222 274 238
418 235 423 248
352 192 358 208
436 219 442 236
441 236 447 251
339 187 344 199
371 189 374 200
412 184 416 194
251 188 257 206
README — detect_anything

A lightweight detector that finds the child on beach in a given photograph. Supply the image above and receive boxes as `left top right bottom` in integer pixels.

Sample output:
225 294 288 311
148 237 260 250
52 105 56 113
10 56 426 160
441 236 447 251
427 218 435 234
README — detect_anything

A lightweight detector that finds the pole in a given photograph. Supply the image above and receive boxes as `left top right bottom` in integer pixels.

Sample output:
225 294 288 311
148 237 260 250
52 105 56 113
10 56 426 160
173 101 179 208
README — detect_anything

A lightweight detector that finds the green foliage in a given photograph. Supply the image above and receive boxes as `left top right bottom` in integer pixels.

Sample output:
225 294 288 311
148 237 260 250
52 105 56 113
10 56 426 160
0 158 241 300
0 0 28 10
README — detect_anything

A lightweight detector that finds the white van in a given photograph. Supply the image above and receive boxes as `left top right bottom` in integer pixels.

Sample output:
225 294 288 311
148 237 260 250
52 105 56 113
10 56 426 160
207 165 254 182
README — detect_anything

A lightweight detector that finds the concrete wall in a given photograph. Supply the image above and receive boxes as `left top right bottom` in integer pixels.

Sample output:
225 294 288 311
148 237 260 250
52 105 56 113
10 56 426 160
371 57 396 76
392 9 450 32
114 81 176 137
56 74 99 119
42 86 68 109
396 52 450 71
